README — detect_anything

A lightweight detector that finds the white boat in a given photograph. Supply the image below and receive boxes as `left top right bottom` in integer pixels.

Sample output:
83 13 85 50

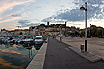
34 36 43 45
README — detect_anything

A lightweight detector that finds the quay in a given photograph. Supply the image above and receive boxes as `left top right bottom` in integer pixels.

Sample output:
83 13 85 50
26 43 47 69
27 37 104 69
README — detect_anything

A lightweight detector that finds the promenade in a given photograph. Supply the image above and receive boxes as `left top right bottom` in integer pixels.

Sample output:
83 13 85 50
43 37 104 69
57 37 104 58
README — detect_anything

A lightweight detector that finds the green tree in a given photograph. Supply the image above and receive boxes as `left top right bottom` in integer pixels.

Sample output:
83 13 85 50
96 28 103 38
80 30 85 37
90 27 97 37
19 32 23 35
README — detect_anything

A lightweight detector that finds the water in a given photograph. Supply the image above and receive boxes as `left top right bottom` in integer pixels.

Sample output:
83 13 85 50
0 43 40 69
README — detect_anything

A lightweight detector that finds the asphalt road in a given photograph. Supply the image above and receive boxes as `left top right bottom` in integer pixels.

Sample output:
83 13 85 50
43 37 104 69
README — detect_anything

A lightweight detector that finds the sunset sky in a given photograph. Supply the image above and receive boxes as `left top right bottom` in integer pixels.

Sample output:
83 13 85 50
0 0 104 30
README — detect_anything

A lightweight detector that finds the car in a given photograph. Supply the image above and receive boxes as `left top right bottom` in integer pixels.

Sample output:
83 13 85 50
34 36 43 45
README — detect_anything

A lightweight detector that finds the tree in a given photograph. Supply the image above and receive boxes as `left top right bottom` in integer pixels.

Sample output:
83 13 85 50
19 32 23 35
90 27 97 37
80 30 85 37
96 28 103 38
40 24 45 27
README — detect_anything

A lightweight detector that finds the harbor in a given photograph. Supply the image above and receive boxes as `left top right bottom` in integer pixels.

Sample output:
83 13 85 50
0 35 44 69
0 0 104 69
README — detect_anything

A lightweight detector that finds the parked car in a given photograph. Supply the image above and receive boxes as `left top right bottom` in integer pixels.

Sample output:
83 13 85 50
34 36 43 45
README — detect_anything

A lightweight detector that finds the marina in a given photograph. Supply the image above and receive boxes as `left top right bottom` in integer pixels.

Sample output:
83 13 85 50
0 36 43 69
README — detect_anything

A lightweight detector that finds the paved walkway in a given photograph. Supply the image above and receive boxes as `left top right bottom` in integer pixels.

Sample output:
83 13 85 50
43 38 104 69
57 37 104 58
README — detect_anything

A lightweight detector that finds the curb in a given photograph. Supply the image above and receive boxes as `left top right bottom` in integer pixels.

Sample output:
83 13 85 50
26 42 48 69
68 46 102 62
56 37 102 63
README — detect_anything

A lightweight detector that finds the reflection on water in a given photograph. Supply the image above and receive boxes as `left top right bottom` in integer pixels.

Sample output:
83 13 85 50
0 58 24 69
0 43 41 69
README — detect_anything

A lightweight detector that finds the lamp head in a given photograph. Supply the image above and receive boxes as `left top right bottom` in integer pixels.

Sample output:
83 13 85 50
80 6 85 11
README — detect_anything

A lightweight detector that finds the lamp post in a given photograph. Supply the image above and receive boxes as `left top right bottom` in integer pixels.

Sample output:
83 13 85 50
17 26 21 29
16 26 21 36
90 24 91 37
65 22 67 37
59 25 62 41
80 2 87 52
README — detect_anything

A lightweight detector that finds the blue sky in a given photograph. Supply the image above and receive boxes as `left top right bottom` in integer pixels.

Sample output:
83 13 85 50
0 0 104 30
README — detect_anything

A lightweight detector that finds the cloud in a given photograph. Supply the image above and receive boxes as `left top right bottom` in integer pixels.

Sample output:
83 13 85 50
18 20 31 27
25 23 40 27
7 25 20 30
35 6 41 9
0 0 34 24
42 0 104 22
18 20 31 24
18 20 41 27
0 8 25 20
0 11 28 24
11 14 21 17
0 0 34 14
7 24 31 30
7 20 40 30
0 17 21 24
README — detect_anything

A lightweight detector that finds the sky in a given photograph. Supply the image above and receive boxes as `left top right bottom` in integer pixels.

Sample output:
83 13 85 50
0 0 104 30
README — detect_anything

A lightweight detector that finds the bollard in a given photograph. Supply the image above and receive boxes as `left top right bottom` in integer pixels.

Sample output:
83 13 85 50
60 37 62 42
80 44 84 53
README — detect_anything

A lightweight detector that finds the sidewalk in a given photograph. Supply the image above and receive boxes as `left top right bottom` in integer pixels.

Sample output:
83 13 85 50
43 38 104 69
56 37 104 58
26 43 47 69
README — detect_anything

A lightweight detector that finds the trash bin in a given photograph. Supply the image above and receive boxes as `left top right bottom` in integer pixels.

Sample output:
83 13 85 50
80 44 84 52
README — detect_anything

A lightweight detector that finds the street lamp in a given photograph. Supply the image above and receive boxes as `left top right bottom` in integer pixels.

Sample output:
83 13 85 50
17 26 21 29
80 2 87 52
16 26 21 36
65 22 67 37
90 24 91 37
59 25 62 41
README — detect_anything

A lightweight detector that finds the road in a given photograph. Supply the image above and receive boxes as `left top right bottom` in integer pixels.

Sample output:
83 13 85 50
43 37 104 69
